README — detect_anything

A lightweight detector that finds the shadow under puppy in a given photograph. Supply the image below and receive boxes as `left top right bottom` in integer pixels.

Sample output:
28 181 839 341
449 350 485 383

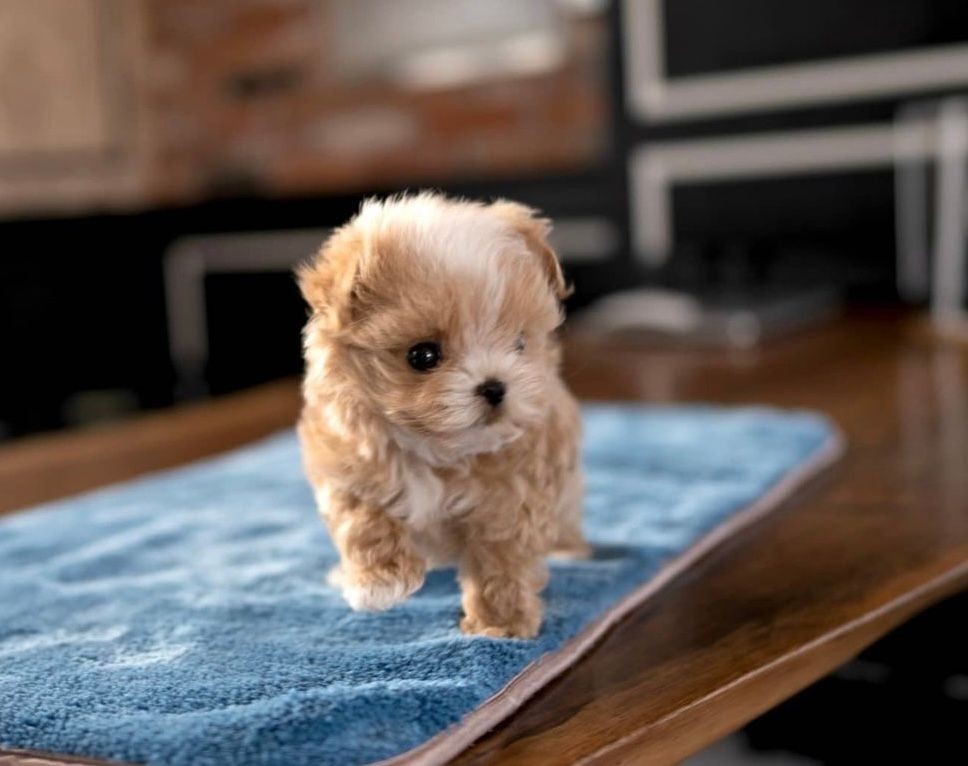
297 193 587 638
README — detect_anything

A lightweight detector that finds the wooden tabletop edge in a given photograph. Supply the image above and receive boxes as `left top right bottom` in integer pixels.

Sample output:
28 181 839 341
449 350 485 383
580 558 968 765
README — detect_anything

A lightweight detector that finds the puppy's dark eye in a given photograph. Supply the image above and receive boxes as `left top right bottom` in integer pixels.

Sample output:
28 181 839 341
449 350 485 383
514 334 526 353
407 342 442 371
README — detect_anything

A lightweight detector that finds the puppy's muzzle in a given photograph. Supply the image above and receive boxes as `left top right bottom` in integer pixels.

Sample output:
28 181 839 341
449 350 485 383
476 379 506 407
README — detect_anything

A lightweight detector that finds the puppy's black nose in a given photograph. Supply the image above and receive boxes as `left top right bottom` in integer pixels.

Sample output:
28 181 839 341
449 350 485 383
476 379 506 407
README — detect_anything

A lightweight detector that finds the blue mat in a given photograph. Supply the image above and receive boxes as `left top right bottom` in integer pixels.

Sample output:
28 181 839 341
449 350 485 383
0 405 840 766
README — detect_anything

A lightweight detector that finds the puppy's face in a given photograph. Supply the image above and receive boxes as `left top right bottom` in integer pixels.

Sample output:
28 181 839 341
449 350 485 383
300 194 569 458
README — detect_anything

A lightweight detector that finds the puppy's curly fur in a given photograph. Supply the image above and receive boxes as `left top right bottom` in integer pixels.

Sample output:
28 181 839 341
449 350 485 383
297 193 586 638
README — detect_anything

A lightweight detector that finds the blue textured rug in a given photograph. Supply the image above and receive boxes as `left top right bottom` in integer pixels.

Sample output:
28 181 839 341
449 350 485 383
0 405 840 766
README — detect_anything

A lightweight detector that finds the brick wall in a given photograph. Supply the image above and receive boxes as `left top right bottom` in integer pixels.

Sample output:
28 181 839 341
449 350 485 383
142 0 608 204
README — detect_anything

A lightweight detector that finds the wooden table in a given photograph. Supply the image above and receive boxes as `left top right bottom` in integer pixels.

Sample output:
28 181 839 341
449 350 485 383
1 313 966 765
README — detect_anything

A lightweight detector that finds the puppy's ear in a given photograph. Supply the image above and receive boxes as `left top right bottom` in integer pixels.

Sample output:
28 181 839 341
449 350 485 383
296 225 365 329
491 200 571 300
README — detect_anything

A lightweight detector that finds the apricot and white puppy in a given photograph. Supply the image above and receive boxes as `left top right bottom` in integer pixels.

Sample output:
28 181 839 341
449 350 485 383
297 193 587 638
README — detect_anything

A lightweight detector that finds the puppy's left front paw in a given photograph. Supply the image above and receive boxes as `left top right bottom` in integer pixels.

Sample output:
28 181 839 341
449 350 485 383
334 559 426 612
344 576 421 612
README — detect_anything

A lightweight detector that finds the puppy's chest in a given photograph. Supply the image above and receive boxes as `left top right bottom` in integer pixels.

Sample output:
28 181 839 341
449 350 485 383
391 462 494 531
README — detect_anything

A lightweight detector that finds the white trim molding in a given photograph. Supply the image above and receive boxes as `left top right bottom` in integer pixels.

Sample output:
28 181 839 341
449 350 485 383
894 103 938 302
931 99 968 330
164 229 330 397
623 0 968 123
630 122 938 264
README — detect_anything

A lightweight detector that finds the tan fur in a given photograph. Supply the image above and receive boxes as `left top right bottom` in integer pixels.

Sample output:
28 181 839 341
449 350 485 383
297 192 586 638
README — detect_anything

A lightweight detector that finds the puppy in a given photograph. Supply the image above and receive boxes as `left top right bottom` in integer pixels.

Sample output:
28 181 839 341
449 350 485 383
297 193 586 638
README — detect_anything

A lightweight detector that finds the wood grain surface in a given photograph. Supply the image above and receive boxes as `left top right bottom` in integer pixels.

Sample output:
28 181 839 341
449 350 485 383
1 312 966 765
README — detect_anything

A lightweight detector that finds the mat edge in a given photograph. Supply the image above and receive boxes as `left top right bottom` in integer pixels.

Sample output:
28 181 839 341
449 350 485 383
373 429 846 766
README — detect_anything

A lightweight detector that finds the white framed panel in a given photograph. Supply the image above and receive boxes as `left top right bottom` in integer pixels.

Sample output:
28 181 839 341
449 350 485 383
623 0 968 123
629 122 937 264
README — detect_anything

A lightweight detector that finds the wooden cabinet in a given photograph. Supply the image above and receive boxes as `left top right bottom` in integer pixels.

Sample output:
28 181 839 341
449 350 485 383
0 1 111 156
0 0 149 217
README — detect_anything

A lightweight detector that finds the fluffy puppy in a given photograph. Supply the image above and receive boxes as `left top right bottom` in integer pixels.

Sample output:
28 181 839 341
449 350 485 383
297 192 586 638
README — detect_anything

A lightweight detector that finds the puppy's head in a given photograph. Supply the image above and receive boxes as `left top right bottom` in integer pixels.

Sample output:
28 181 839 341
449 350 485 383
299 193 570 458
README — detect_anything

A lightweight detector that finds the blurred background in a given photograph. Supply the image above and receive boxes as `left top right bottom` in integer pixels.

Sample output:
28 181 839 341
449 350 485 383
2 3 968 762
3 0 968 440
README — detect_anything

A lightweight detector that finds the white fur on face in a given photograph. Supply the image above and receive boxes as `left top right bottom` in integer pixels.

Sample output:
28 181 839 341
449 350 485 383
398 343 549 463
454 343 547 423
